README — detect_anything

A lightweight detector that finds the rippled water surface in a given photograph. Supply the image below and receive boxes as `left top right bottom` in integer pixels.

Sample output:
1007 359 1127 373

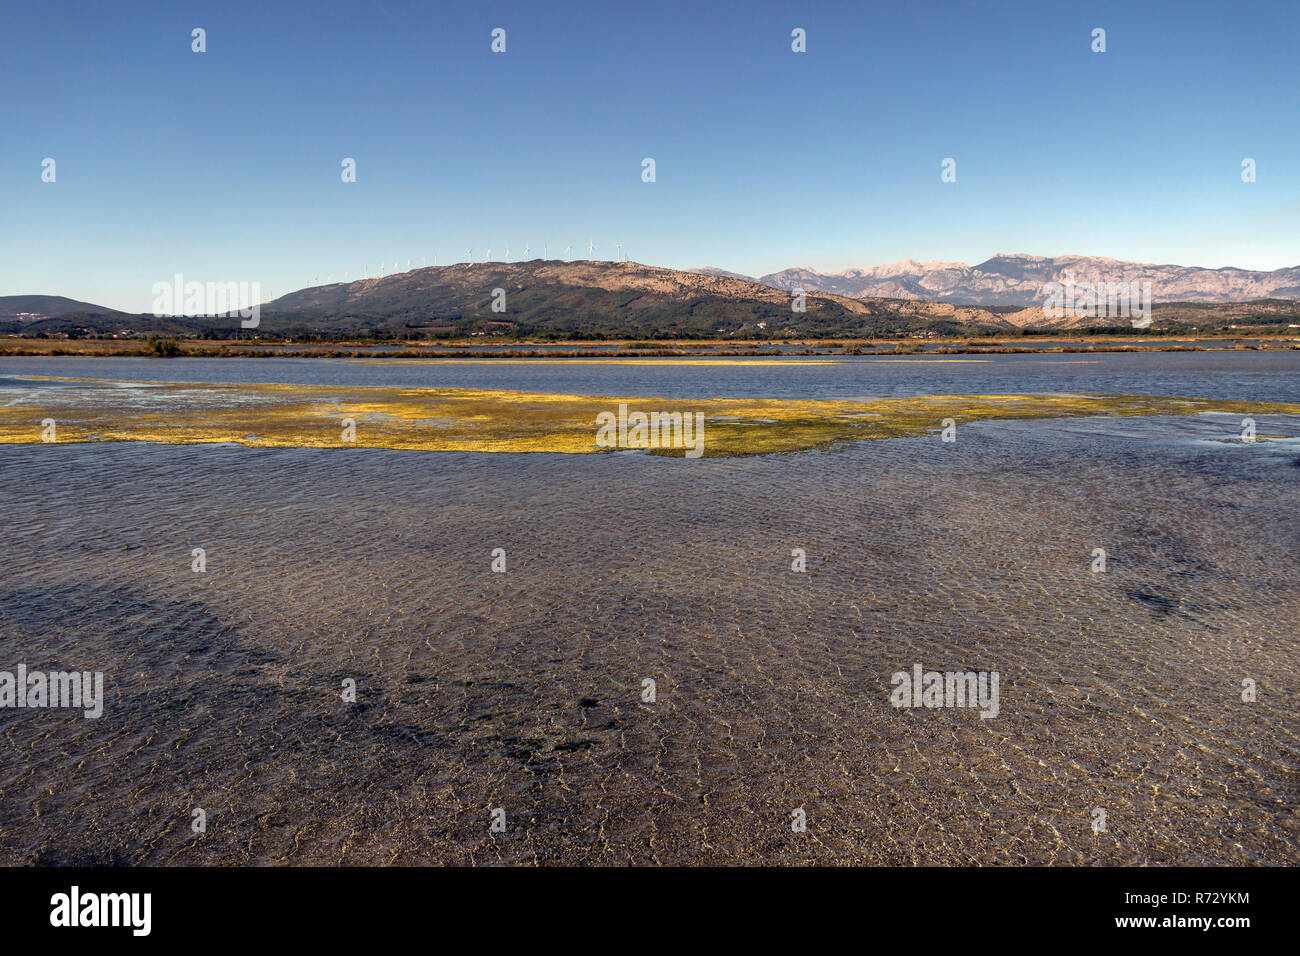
0 354 1296 865
2 350 1299 402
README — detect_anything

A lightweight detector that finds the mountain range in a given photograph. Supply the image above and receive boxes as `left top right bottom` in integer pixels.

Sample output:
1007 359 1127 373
4 254 1299 338
697 255 1300 306
245 256 1300 335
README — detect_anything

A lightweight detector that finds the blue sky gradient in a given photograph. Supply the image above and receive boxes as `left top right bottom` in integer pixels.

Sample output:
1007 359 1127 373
3 0 1297 311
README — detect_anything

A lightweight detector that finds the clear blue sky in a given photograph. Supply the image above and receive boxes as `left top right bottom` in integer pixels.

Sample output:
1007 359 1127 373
3 0 1297 312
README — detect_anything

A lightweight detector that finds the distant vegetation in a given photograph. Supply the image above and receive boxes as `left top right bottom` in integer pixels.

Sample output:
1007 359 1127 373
145 336 181 357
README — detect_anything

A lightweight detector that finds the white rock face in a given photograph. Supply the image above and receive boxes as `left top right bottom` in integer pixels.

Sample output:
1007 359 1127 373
737 254 1300 305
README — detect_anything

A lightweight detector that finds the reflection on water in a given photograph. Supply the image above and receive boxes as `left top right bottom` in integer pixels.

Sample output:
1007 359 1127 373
1 408 1296 864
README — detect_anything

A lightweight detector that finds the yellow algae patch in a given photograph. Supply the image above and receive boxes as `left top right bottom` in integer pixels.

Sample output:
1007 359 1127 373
0 377 1296 458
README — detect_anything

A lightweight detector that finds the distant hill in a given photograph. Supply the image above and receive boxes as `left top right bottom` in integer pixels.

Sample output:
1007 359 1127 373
260 259 951 337
0 295 126 321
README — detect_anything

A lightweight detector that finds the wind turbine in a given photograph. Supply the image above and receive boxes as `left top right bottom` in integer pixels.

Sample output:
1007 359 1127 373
524 242 530 258
466 248 472 265
588 239 594 259
406 258 411 271
616 243 622 262
565 244 572 261
422 256 426 268
485 248 491 262
543 243 548 259
505 245 510 262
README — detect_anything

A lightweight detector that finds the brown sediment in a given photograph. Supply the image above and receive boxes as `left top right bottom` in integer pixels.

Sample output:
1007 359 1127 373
2 375 1296 456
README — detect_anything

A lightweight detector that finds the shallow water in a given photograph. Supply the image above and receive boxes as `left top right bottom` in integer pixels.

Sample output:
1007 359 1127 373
2 350 1298 403
0 356 1296 865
